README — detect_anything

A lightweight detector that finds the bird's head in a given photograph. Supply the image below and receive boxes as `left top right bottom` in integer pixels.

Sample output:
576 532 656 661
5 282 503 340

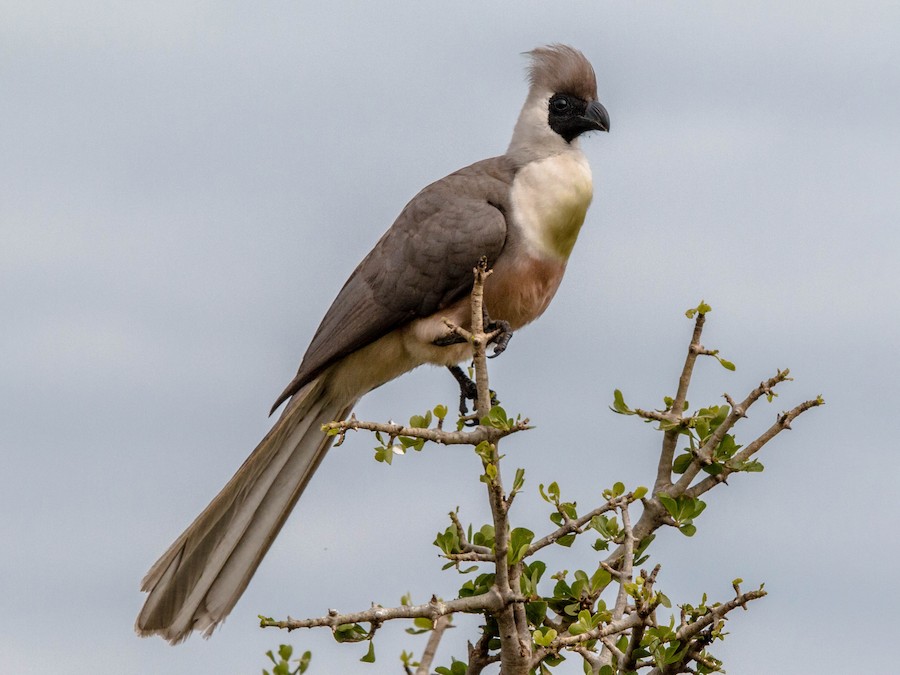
508 44 609 163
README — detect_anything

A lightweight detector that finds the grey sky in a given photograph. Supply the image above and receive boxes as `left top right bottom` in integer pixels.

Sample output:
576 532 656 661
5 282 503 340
2 1 899 673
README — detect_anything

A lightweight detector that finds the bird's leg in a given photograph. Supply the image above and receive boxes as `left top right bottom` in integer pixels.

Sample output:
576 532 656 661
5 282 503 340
447 365 500 423
448 365 478 418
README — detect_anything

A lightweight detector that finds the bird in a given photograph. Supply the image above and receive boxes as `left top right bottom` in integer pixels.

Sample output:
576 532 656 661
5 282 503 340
136 44 609 644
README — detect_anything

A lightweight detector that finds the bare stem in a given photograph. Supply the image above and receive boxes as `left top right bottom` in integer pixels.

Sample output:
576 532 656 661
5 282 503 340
415 614 453 675
655 312 706 492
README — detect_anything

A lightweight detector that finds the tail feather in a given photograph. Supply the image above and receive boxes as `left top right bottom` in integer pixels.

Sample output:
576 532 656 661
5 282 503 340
136 377 355 643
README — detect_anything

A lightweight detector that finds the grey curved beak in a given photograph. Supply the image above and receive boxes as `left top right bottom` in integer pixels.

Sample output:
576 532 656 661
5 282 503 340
584 100 610 132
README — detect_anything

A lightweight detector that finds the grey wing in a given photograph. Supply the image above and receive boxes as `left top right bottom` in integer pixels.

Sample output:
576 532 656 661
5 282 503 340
271 157 515 411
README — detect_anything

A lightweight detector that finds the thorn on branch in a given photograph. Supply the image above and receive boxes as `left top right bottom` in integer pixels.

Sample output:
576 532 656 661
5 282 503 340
723 393 746 419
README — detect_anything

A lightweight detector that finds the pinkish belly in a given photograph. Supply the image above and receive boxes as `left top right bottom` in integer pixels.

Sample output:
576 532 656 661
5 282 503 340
484 254 566 330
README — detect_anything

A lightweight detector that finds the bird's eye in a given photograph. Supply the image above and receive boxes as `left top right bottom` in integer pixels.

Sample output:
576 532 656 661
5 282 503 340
551 96 570 112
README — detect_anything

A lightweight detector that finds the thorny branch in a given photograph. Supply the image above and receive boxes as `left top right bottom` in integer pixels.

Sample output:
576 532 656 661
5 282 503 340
262 297 820 675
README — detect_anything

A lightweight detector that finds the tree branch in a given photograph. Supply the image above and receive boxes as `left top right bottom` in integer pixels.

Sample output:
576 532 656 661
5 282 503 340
323 414 529 447
415 614 453 675
687 395 824 498
655 310 706 492
259 592 503 632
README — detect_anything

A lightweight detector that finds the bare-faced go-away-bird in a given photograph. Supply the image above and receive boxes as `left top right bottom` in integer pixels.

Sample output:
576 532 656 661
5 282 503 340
136 44 610 643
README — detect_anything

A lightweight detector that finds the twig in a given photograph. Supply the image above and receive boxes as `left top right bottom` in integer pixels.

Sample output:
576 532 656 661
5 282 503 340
466 631 500 675
450 510 493 556
655 312 706 492
674 369 794 490
415 614 453 675
526 499 619 556
612 501 635 620
323 415 529 447
260 592 503 632
687 395 824 498
675 588 767 643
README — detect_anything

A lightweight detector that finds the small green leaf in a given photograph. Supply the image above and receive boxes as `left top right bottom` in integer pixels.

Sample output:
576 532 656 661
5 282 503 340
632 486 648 500
560 502 578 519
672 453 693 474
685 300 711 318
483 462 498 483
555 533 576 547
278 644 292 661
481 405 512 430
533 627 558 646
508 527 534 564
658 493 677 517
334 623 368 643
525 600 547 625
590 567 612 593
360 641 375 663
511 467 525 495
539 482 561 505
610 389 633 415
701 462 724 475
433 404 448 420
474 440 494 464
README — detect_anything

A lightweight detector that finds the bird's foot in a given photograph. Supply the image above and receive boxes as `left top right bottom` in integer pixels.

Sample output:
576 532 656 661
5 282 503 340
433 309 512 358
433 333 467 347
485 318 513 358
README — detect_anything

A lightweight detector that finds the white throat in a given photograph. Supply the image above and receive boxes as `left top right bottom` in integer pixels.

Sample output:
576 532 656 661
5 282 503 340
506 88 578 167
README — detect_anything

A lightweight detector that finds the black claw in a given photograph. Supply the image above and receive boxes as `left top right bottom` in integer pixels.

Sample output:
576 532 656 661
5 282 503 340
486 319 513 358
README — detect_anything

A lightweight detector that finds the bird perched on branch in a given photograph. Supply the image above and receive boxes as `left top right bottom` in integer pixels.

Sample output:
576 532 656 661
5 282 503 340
137 44 609 643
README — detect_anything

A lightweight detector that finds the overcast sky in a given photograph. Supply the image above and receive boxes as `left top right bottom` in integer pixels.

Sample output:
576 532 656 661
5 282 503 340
3 2 899 674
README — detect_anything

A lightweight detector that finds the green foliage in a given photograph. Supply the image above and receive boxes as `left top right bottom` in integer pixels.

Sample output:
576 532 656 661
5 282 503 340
533 626 557 646
508 527 535 564
480 405 518 431
658 493 707 536
333 623 369 643
459 572 495 598
263 644 311 675
610 389 634 415
435 658 468 675
434 525 462 556
520 560 547 598
359 641 376 663
406 616 435 635
684 300 712 318
510 467 526 497
371 406 451 463
602 481 626 500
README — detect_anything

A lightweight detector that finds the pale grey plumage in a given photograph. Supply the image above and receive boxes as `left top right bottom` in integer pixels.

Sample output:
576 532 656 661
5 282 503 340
137 44 607 644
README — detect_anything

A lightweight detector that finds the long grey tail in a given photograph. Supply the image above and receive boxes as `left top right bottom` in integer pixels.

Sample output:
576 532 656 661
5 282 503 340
135 377 355 644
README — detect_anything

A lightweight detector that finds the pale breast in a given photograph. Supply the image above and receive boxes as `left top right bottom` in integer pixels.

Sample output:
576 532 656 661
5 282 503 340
509 150 594 260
